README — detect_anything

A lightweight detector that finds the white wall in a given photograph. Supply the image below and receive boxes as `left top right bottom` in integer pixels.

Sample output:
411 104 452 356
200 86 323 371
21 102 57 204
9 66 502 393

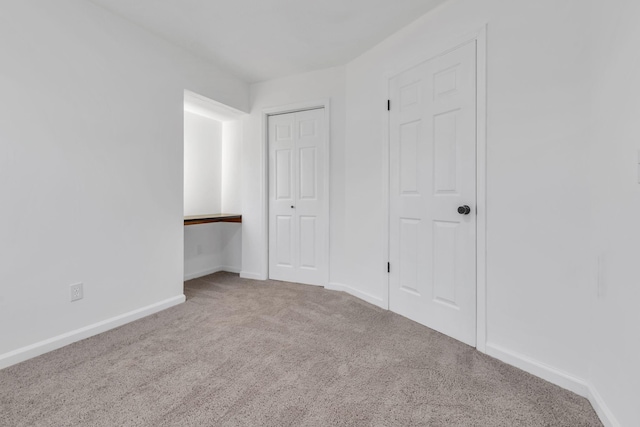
0 0 248 367
184 224 224 280
588 0 640 425
240 66 347 283
183 223 241 280
184 111 222 216
222 120 243 214
221 120 243 273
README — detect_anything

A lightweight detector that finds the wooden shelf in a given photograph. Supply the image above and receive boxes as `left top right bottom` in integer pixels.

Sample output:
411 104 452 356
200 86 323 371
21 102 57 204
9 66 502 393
184 214 242 226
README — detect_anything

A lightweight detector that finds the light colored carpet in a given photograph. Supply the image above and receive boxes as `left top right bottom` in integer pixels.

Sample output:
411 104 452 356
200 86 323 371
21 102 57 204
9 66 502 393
1 272 601 426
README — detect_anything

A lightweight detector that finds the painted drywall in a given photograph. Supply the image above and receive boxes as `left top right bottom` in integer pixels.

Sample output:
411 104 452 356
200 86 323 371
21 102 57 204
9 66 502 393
222 120 243 215
183 114 243 280
588 0 640 424
0 0 248 364
221 120 243 273
183 222 241 281
241 66 347 283
220 222 242 274
184 111 222 216
184 224 224 280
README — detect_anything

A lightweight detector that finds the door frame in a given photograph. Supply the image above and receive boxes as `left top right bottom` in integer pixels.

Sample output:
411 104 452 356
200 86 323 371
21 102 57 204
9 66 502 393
382 25 488 352
262 99 331 286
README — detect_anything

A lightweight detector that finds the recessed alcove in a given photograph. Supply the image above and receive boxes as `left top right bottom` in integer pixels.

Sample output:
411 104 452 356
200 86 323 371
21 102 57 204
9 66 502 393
183 90 245 280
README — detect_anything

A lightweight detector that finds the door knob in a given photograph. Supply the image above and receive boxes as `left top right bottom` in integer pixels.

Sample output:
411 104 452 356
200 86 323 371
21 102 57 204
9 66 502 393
457 205 471 215
291 205 295 209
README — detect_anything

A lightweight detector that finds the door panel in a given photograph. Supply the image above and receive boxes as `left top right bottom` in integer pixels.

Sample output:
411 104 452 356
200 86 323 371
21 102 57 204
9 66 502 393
275 149 293 200
269 108 326 286
399 218 421 295
299 147 317 200
434 110 459 193
276 215 293 267
299 216 316 269
432 220 458 306
389 41 477 346
400 121 420 194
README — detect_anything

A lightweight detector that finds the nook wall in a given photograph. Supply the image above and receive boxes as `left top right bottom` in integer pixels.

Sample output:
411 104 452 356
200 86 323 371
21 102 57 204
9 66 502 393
184 111 223 216
183 114 243 280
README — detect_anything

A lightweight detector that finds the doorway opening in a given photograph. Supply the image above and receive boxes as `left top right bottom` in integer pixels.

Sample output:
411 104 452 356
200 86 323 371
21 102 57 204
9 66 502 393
263 101 331 287
183 90 246 281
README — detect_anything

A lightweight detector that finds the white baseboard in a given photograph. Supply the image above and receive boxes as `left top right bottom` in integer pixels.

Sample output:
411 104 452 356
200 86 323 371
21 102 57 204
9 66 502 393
184 266 224 281
240 271 266 280
485 342 589 397
0 295 185 370
326 282 385 309
587 383 620 427
184 265 241 281
481 343 619 427
221 265 241 274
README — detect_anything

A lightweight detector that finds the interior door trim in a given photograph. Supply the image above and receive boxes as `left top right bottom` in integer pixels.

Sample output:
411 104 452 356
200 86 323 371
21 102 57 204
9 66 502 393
262 99 331 286
382 25 488 352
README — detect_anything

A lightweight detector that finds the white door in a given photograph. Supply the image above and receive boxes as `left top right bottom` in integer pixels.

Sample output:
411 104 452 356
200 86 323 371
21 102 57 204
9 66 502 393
389 41 477 346
269 108 327 286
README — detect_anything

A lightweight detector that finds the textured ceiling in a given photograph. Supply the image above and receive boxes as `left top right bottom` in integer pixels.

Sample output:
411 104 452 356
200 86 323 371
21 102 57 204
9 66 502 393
87 0 446 83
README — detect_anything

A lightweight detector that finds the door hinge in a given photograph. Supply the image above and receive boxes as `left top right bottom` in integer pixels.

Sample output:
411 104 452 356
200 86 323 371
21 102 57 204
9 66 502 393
387 262 390 273
387 100 391 111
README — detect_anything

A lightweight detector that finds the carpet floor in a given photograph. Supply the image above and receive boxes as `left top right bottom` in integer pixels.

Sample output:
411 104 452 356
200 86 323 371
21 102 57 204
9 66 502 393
1 272 601 426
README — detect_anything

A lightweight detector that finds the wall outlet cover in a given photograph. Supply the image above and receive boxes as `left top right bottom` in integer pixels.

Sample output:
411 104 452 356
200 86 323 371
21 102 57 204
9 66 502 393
70 283 83 302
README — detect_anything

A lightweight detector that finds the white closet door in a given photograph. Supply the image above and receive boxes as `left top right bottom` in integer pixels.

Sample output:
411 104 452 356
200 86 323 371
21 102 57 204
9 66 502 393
389 41 477 346
269 108 326 286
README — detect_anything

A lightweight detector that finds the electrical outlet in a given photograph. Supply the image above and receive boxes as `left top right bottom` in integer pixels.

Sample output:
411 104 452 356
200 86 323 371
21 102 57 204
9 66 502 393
70 283 83 302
